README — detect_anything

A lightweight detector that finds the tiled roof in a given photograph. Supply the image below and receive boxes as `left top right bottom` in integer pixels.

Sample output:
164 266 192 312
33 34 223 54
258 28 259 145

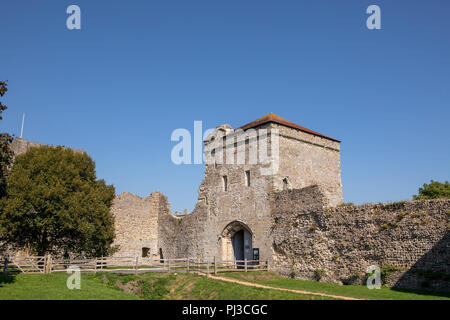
238 113 340 142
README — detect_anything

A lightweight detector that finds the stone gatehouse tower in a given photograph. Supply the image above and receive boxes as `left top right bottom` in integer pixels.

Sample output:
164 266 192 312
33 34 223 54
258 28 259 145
112 113 343 263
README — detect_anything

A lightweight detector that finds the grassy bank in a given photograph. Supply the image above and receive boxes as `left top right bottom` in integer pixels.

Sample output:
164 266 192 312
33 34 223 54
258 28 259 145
0 272 334 300
0 273 138 300
220 271 450 300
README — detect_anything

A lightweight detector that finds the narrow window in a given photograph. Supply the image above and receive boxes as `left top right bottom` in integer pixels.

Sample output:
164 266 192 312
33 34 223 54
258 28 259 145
223 175 228 191
283 177 290 190
245 170 251 187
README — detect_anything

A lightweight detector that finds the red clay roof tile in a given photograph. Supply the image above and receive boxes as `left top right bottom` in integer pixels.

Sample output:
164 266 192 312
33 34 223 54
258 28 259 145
238 113 340 142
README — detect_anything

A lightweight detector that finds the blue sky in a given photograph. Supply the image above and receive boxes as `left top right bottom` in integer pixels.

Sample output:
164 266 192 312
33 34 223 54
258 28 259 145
1 0 449 212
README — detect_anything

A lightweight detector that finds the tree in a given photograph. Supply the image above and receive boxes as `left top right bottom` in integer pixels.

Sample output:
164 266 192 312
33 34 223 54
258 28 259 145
413 180 450 200
0 80 14 198
0 146 116 257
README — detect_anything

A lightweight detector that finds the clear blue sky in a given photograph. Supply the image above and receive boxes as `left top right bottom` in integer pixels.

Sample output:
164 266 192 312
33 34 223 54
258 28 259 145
1 0 449 212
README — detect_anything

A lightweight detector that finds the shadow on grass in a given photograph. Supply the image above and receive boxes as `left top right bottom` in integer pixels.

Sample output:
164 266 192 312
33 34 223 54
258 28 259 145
0 274 16 287
390 286 450 299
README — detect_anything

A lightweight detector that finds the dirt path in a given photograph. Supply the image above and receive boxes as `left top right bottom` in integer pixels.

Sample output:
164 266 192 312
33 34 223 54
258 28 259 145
201 274 365 300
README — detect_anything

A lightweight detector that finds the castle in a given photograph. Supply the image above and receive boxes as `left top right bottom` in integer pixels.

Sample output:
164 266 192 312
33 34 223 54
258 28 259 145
8 114 450 291
112 113 343 262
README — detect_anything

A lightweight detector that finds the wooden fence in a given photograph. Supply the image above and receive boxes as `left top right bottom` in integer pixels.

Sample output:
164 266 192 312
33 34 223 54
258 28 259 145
1 255 268 275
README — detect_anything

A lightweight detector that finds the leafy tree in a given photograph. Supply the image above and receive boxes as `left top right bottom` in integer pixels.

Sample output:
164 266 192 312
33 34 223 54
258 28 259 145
0 146 116 257
413 180 450 200
0 80 14 198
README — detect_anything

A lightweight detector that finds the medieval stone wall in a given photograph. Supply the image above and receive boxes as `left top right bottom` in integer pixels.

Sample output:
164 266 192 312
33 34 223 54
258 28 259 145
111 192 160 258
270 186 450 292
157 162 275 262
10 138 85 157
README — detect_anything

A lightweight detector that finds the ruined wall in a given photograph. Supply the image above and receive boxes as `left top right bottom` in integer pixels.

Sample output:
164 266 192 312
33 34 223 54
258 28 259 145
10 138 85 157
111 192 160 258
157 161 275 262
271 186 450 292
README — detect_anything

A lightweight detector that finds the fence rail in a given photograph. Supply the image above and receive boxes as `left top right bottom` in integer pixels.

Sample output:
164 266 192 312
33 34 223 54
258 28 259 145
1 255 268 275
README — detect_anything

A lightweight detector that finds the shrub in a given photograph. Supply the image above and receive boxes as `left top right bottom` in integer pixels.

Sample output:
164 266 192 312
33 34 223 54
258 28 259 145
413 180 450 200
314 269 325 281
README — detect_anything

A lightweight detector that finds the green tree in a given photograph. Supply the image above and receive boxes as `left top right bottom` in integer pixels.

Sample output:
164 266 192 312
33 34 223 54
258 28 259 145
0 146 116 257
0 80 14 198
413 180 450 200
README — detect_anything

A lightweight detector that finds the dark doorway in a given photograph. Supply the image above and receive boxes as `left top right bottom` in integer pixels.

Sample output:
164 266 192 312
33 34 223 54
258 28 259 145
232 230 245 261
232 229 252 268
142 247 150 258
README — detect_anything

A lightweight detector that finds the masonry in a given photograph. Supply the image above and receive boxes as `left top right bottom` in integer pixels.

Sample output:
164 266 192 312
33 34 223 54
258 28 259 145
5 115 450 292
113 114 344 262
107 114 450 291
270 185 450 292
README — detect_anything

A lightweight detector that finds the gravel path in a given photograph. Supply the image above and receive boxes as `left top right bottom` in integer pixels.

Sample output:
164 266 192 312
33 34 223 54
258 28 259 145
204 274 365 300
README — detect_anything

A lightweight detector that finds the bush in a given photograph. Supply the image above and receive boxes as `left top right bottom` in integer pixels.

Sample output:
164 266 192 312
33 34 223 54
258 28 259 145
413 180 450 200
0 146 116 257
314 269 325 281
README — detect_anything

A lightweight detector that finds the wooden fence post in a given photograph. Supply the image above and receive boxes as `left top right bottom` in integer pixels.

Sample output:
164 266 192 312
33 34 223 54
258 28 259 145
135 256 138 274
45 255 52 274
244 258 247 272
187 258 190 273
206 261 209 277
168 259 171 273
3 256 8 275
214 256 217 275
101 256 104 270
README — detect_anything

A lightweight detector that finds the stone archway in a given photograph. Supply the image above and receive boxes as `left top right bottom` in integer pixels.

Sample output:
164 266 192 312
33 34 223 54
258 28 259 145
219 221 253 263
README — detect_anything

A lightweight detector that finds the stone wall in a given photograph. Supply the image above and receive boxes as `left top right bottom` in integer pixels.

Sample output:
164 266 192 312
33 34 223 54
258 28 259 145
10 138 85 157
110 192 160 258
270 185 450 292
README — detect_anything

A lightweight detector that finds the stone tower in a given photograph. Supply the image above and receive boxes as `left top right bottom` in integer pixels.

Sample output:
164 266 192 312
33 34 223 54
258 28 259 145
157 113 343 263
201 113 343 208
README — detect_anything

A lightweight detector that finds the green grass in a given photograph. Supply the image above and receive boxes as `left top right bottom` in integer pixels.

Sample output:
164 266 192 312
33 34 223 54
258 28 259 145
0 272 335 300
3 271 448 300
92 272 335 300
0 273 139 300
220 271 450 300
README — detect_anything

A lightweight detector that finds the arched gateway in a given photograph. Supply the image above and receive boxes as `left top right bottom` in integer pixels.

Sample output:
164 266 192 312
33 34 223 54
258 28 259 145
219 221 253 264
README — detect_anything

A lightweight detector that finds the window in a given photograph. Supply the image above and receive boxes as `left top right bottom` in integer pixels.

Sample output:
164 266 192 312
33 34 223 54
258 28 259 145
142 247 150 258
283 177 290 190
245 170 251 187
223 175 228 191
